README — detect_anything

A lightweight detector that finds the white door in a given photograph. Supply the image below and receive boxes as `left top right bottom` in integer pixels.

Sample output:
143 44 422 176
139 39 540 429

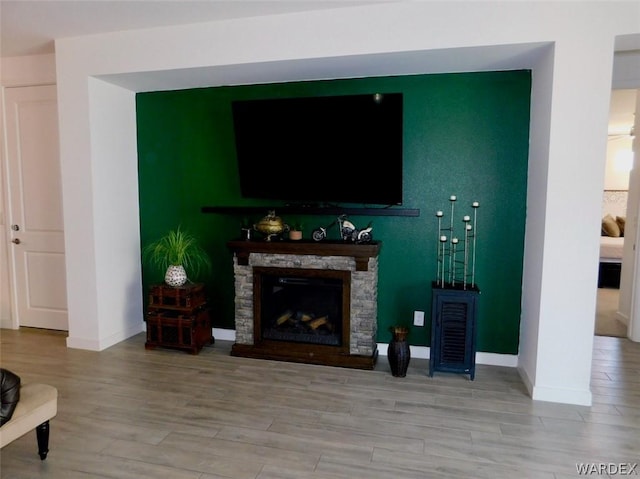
4 85 68 330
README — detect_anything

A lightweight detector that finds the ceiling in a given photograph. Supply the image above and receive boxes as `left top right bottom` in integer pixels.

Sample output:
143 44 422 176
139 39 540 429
1 0 636 132
0 0 377 57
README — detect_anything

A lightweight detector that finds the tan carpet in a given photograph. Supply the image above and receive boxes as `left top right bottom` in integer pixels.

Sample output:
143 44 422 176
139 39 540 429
595 288 628 337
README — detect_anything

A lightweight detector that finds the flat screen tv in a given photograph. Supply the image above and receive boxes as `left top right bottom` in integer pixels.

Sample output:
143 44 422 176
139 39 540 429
231 92 403 206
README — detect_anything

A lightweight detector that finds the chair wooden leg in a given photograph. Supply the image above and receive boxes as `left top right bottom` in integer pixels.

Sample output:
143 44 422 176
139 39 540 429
36 420 50 460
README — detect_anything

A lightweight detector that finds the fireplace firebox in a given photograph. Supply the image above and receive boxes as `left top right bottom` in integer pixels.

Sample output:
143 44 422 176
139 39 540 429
256 267 350 348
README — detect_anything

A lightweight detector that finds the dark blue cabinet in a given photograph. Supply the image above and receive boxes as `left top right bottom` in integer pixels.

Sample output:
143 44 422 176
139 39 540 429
429 285 479 380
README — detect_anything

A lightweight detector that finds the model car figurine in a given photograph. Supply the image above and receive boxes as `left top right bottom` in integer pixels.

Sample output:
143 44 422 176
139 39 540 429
312 215 373 243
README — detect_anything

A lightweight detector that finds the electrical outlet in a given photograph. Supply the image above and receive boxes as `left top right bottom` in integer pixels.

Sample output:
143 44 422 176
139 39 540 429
413 310 425 327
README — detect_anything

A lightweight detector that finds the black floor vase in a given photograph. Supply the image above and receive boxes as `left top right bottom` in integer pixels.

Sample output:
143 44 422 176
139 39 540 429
388 326 410 377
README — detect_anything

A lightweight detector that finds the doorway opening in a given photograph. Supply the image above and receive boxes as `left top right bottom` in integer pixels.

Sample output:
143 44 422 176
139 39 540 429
596 89 636 338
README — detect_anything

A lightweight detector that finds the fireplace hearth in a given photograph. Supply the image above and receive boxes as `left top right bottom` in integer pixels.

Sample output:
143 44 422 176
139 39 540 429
228 240 380 369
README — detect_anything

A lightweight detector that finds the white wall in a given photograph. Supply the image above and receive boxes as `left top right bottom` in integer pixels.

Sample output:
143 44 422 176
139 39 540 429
614 55 640 340
621 149 638 328
0 54 56 329
602 133 632 318
623 91 640 342
54 2 640 404
87 78 142 347
604 137 633 192
604 88 635 192
517 43 554 399
531 31 616 405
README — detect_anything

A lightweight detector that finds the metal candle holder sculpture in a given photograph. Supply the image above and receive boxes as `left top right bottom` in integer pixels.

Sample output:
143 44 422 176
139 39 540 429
435 196 480 289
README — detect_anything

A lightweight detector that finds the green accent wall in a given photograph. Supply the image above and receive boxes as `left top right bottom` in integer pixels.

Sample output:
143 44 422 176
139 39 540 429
137 71 531 354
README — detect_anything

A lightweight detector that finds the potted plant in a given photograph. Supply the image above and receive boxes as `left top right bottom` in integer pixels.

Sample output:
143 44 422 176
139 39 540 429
142 226 211 287
289 221 304 241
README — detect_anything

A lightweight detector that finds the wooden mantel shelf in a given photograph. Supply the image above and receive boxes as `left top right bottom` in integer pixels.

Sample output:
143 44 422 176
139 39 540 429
227 240 381 271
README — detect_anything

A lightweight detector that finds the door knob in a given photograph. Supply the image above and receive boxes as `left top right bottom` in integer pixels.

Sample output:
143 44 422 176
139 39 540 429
12 238 20 245
11 224 20 231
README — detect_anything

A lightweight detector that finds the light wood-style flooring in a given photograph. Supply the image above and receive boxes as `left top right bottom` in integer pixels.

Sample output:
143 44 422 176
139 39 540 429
596 288 628 338
1 328 639 479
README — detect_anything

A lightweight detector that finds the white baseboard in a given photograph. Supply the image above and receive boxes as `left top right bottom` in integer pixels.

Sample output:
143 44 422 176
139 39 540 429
66 336 102 351
213 328 236 341
518 365 592 406
616 310 630 326
212 329 519 368
379 343 518 367
518 365 535 398
67 323 145 351
531 384 592 406
0 318 17 330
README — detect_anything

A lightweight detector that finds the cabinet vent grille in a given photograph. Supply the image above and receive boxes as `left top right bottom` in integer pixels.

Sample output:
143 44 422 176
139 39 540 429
440 302 468 363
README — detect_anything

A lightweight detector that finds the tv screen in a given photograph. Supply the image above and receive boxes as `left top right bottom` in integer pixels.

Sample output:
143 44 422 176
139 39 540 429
231 93 403 206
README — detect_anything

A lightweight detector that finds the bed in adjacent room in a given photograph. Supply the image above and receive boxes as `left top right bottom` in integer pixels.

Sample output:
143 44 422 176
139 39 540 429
599 214 625 288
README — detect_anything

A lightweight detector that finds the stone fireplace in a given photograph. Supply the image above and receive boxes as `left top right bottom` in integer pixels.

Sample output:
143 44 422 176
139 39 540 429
228 240 380 369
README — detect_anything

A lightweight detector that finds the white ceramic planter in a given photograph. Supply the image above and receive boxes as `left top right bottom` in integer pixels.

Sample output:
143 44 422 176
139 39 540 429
165 264 187 287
